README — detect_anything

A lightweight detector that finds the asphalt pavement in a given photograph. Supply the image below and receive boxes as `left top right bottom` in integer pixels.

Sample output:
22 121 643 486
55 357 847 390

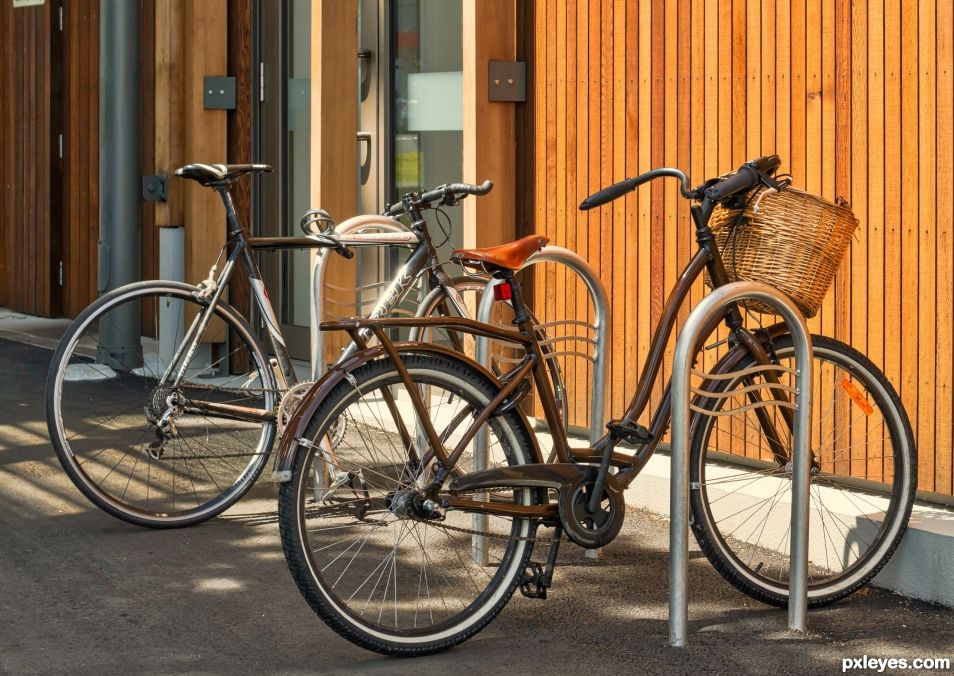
1 336 951 675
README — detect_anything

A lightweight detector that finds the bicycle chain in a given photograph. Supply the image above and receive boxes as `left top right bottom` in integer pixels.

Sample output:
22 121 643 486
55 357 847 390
419 513 562 544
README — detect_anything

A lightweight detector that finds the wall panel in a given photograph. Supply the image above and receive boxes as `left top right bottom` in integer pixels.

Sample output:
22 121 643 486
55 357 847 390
518 0 954 498
0 2 52 316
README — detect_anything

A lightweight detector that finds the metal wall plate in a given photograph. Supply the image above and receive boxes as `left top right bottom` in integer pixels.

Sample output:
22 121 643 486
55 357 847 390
203 76 237 110
488 61 526 102
142 175 168 202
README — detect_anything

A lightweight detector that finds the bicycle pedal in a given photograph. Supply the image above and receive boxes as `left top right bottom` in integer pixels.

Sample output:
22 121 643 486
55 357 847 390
519 561 548 599
606 419 654 446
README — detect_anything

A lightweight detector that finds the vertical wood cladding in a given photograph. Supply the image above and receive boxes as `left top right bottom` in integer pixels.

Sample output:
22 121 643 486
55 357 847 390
518 0 954 497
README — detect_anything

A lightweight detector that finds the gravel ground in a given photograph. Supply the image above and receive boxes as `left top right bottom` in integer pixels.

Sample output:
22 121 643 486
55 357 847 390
1 337 951 675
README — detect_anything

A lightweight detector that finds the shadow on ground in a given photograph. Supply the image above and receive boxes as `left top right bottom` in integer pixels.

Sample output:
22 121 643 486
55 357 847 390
1 338 950 675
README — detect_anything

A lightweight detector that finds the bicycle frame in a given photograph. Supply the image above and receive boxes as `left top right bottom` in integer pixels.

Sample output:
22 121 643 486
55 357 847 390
159 185 477 424
273 195 796 518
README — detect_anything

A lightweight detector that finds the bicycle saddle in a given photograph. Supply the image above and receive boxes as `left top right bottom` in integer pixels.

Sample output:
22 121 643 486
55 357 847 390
175 163 274 187
452 235 549 271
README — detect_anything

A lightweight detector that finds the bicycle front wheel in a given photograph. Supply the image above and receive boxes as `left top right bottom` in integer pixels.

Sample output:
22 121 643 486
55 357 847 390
689 335 916 606
279 353 538 656
46 281 278 528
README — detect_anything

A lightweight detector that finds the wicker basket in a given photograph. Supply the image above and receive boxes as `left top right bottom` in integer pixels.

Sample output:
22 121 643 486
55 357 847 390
706 185 858 318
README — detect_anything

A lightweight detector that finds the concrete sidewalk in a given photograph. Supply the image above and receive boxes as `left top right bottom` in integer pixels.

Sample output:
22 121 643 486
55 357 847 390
1 336 952 675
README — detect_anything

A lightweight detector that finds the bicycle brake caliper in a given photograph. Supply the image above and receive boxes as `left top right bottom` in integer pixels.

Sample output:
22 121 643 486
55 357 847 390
193 266 219 302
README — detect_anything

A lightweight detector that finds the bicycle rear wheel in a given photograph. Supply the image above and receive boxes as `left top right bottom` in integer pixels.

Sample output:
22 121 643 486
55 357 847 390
689 335 916 606
278 353 538 656
46 281 277 528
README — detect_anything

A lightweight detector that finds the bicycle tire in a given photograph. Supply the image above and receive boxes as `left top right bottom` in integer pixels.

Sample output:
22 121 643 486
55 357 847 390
46 281 278 528
278 353 538 656
689 334 916 606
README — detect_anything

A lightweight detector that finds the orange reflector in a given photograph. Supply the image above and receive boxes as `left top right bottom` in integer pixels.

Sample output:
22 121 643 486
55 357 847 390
493 281 513 301
841 379 874 416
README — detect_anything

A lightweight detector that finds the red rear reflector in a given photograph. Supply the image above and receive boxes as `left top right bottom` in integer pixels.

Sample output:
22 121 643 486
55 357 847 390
493 281 513 301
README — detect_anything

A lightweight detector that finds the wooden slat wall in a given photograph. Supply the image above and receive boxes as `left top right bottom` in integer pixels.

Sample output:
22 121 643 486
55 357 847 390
1 1 154 319
1 0 241 322
517 0 954 497
0 2 52 316
59 1 100 318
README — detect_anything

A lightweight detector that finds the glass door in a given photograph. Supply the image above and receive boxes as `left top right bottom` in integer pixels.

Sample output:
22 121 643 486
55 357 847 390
355 0 391 302
255 0 314 359
391 0 464 263
253 0 464 358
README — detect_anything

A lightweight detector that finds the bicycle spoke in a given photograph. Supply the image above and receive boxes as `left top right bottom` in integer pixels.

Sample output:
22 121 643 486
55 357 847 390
281 356 535 648
52 286 275 524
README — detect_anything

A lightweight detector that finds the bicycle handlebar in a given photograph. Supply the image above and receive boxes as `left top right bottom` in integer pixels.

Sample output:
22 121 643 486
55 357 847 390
385 180 494 217
704 155 780 201
578 168 694 210
578 155 782 211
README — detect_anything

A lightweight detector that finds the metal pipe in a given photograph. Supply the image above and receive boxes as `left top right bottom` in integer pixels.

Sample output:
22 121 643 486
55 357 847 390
309 215 412 379
473 246 611 562
158 227 185 370
669 281 812 647
97 0 141 372
475 246 610 442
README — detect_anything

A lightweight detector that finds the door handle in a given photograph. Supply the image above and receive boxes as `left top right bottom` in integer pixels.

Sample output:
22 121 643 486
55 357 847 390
357 132 372 186
358 48 372 103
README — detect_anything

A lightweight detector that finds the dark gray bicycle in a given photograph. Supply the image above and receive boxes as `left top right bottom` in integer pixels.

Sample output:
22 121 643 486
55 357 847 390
45 163 565 528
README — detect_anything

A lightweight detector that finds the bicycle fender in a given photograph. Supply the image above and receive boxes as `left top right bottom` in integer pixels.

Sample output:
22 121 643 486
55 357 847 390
270 342 544 482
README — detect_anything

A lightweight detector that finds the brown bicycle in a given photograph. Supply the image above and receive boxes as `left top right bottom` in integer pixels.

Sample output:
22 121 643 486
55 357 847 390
274 155 916 656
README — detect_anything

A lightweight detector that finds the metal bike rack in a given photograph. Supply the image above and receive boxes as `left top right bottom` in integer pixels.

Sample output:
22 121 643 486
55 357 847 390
307 216 417 502
472 246 611 563
668 281 813 647
309 215 415 379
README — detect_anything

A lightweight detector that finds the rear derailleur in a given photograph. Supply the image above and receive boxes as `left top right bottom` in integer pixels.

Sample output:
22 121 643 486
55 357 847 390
144 389 184 460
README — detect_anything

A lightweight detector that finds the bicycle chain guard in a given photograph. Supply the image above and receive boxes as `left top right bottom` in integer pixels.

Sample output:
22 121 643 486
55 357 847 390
557 474 625 548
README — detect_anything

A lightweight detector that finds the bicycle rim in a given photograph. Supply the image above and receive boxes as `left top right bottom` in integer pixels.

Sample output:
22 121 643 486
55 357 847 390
47 283 277 526
690 336 915 603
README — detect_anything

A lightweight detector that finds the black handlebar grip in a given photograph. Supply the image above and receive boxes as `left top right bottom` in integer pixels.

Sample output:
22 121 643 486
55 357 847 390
579 177 638 211
420 179 494 204
705 166 757 201
386 179 495 216
752 154 781 176
444 179 494 196
706 155 781 201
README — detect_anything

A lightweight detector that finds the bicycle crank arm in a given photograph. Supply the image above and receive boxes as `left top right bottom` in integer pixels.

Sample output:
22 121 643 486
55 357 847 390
184 400 277 423
450 463 624 549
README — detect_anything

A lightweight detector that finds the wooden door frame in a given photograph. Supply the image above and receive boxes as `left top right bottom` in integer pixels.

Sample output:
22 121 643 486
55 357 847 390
463 0 517 250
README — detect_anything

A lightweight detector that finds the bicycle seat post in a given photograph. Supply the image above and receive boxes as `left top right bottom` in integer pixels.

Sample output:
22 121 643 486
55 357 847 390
214 185 245 237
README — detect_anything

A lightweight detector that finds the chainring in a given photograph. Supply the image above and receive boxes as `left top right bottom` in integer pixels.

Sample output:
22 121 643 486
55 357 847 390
277 381 316 434
557 476 625 548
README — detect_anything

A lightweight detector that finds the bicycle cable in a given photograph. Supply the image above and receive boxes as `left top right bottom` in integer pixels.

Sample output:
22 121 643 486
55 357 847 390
430 205 453 249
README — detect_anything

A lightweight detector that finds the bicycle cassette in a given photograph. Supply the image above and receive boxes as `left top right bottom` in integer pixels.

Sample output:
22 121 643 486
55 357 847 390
557 474 625 549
